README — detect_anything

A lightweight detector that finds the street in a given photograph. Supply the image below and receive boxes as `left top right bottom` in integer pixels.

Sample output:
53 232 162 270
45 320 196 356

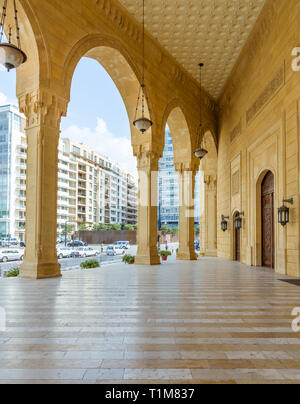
0 245 138 275
0 244 185 276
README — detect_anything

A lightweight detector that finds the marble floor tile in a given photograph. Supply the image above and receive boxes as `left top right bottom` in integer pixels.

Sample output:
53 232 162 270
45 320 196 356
0 257 299 383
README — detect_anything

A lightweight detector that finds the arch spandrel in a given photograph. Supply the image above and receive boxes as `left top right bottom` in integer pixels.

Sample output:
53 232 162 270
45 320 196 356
60 33 159 149
7 0 51 96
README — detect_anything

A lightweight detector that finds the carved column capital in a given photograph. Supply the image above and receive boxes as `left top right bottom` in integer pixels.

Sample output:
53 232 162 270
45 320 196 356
204 174 217 190
134 144 161 170
175 162 198 176
19 88 68 130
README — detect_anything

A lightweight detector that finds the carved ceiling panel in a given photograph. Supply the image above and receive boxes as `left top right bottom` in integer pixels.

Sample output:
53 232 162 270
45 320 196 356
118 0 266 99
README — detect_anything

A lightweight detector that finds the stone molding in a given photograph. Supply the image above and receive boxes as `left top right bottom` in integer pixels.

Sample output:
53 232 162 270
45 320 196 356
174 162 199 174
19 89 68 130
246 65 285 126
230 120 242 143
219 0 279 109
204 175 217 191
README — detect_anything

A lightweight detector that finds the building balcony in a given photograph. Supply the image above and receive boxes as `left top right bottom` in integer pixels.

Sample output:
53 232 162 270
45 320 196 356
15 206 26 212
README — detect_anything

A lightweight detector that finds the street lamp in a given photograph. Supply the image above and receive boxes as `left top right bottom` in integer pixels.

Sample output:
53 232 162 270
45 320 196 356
221 215 229 232
234 211 244 230
278 198 293 227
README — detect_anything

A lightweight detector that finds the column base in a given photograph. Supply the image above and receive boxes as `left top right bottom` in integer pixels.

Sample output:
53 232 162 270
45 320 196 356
177 251 198 261
20 260 62 279
135 254 161 266
203 249 217 257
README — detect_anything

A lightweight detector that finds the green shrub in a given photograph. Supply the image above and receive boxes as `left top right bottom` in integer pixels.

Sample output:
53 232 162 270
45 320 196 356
6 267 20 278
80 259 100 269
159 251 172 257
122 255 135 264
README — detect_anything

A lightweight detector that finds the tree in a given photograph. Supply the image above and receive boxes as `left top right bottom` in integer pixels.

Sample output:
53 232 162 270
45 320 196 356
160 225 170 236
195 226 200 235
171 227 179 237
62 224 73 235
124 224 134 231
111 223 121 231
79 224 88 231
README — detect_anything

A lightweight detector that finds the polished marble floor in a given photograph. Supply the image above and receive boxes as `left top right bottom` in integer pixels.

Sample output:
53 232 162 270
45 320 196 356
0 257 300 384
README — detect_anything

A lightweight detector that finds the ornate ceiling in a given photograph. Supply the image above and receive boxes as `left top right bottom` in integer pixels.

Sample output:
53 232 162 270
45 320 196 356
118 0 266 99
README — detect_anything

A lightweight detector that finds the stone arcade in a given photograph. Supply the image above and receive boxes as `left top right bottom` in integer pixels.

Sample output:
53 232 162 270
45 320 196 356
0 0 296 279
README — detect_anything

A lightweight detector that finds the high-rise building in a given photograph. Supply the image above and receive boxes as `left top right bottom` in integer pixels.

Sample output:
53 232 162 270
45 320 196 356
0 104 138 240
0 104 26 241
158 129 200 229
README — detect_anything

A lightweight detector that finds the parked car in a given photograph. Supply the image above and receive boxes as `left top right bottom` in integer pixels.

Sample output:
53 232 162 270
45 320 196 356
2 238 19 246
56 247 72 259
106 246 126 256
0 249 24 262
114 241 130 250
74 247 99 258
67 240 88 248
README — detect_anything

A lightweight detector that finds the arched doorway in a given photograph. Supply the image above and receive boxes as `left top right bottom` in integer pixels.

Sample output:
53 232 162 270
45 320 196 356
234 212 241 262
261 171 275 269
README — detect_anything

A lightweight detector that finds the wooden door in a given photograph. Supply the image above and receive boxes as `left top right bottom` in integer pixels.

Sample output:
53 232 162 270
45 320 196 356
235 222 241 261
261 171 274 269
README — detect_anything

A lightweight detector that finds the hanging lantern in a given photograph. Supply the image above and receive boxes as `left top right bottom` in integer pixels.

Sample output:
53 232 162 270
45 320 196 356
194 147 208 160
0 0 27 72
194 63 208 159
133 0 152 133
234 211 244 230
221 215 229 232
278 198 293 227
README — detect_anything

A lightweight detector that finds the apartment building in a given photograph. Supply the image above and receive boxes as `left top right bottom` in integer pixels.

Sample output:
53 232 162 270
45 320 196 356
61 139 138 232
0 104 138 240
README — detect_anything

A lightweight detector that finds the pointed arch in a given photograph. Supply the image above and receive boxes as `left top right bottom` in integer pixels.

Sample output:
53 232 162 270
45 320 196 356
61 33 154 142
161 99 194 165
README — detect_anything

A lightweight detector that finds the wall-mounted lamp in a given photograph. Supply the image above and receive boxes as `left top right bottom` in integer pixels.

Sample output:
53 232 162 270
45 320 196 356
221 215 229 232
234 211 244 230
278 198 293 227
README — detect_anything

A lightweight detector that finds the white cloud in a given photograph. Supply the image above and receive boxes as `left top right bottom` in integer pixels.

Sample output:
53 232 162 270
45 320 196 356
0 92 8 105
61 117 138 181
0 91 18 106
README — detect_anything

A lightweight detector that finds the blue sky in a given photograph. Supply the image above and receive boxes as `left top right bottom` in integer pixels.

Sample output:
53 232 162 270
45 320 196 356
0 57 137 177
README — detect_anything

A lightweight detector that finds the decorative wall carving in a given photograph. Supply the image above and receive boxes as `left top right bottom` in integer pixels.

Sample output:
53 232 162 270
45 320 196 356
232 171 240 196
230 120 242 143
246 66 285 126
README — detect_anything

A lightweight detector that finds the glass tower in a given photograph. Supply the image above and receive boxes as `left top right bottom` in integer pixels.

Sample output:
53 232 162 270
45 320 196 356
158 129 200 229
0 106 12 237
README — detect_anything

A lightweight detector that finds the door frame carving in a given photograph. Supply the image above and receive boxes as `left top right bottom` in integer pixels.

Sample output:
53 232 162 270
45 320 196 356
232 210 241 262
255 168 276 268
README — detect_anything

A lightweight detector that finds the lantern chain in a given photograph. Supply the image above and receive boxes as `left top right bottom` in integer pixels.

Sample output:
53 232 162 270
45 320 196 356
13 0 21 49
0 0 8 44
141 0 145 119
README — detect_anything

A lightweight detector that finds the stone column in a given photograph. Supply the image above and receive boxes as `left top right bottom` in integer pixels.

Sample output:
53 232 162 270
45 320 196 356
135 150 161 265
176 164 198 261
200 174 217 257
19 90 67 279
